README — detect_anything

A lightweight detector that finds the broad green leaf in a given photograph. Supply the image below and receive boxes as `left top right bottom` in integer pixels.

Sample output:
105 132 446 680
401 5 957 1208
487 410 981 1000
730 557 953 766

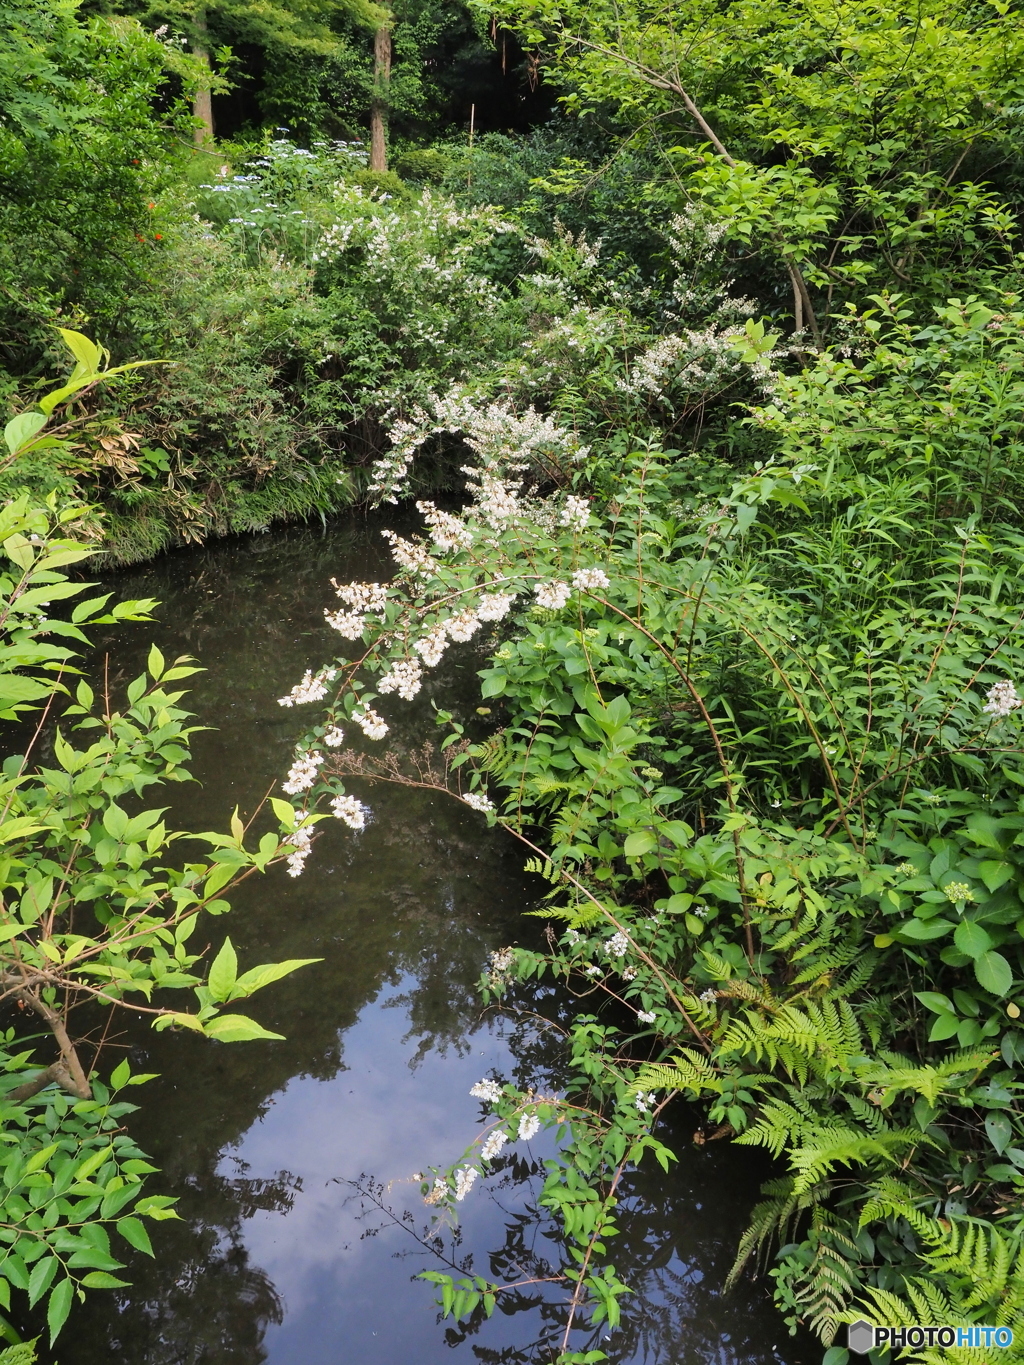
47 1277 73 1343
986 1110 1013 1155
975 950 1013 997
914 991 954 1014
28 1255 57 1308
954 919 994 960
623 830 658 857
79 1272 130 1290
203 1013 285 1043
207 938 238 1003
231 958 322 998
115 1217 153 1256
4 412 47 457
109 1059 131 1090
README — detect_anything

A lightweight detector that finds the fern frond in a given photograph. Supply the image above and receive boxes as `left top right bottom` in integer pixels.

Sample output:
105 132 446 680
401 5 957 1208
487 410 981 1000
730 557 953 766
633 1048 722 1098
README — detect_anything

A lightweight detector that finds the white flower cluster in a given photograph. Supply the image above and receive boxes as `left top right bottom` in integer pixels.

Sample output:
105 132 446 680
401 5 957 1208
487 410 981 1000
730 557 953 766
699 988 717 1004
377 659 424 700
635 1090 657 1114
323 725 345 747
463 791 495 814
413 622 449 668
518 1112 540 1141
285 819 313 877
283 750 324 795
381 529 438 577
353 707 388 741
983 680 1022 718
572 568 610 592
560 495 591 532
534 580 571 611
477 592 516 621
325 581 389 639
446 608 483 642
605 931 630 957
415 501 474 551
331 794 368 830
278 668 336 707
621 966 638 981
324 608 365 639
637 1009 656 1024
479 1129 508 1162
454 1166 478 1201
469 1078 503 1103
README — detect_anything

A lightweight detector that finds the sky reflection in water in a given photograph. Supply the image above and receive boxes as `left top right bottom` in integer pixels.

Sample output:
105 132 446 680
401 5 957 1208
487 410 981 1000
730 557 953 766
60 517 807 1365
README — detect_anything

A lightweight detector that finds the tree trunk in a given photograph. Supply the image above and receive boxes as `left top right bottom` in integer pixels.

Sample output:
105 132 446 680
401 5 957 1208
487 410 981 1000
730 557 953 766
369 24 392 171
193 6 214 145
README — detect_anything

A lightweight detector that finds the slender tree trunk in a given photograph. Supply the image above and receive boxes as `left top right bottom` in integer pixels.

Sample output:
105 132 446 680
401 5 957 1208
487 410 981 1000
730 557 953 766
193 6 214 145
369 24 392 171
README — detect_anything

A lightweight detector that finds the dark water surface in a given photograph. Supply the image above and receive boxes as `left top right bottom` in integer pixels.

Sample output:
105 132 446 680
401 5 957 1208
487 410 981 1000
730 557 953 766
55 515 807 1365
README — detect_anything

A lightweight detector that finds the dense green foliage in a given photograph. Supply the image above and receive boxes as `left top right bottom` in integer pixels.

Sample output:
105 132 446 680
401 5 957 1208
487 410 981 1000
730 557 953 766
6 0 1024 1352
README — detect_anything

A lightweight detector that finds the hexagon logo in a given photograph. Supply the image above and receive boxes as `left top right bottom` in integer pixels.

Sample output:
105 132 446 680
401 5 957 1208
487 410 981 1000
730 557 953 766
848 1320 875 1354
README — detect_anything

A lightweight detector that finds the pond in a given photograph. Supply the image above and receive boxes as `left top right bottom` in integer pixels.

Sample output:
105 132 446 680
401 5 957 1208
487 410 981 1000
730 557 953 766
53 514 807 1365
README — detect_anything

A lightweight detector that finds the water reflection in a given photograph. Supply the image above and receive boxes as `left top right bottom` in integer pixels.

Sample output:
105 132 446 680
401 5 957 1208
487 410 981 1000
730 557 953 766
53 518 806 1365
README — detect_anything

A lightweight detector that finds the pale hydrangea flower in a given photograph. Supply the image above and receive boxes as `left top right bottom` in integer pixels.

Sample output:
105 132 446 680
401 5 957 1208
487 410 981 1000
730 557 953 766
470 1078 503 1104
331 794 368 830
377 659 424 700
463 791 495 814
324 725 345 747
518 1112 540 1141
944 881 975 903
353 708 388 741
606 931 629 957
479 1129 508 1162
572 568 610 591
454 1166 478 1201
983 680 1022 718
560 496 591 532
534 580 571 611
896 861 918 877
283 751 324 795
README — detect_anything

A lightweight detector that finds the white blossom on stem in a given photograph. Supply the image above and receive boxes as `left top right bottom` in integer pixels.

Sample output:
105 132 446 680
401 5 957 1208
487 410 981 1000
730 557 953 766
323 725 345 747
637 1009 656 1024
983 680 1022 718
605 931 629 957
377 659 424 700
324 608 365 639
283 751 324 795
278 669 336 707
445 609 482 642
331 794 368 830
534 580 571 611
518 1112 540 1141
285 819 313 877
353 707 389 740
477 592 516 621
414 623 449 668
560 495 591 532
381 529 438 578
572 568 610 592
479 1130 508 1162
463 791 495 814
454 1166 478 1201
470 1078 502 1104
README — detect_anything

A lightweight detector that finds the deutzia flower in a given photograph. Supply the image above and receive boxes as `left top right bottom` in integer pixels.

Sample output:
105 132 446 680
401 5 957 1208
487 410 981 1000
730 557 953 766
454 1166 478 1201
635 1091 657 1114
637 1009 656 1024
463 791 495 814
470 1078 503 1104
324 608 365 639
477 593 516 621
353 708 388 740
414 623 449 668
518 1112 540 1141
584 964 602 977
560 495 591 532
445 609 482 642
605 931 629 957
534 580 571 611
983 680 1022 717
283 751 324 795
479 1130 508 1162
285 819 313 877
424 1177 449 1205
278 668 336 707
572 568 610 591
332 580 388 614
324 725 345 747
377 659 423 700
331 794 368 830
381 529 438 577
621 966 638 981
699 988 717 1004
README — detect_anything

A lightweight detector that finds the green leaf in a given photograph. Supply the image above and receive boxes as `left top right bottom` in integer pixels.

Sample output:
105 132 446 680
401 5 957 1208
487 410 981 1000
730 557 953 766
4 412 47 458
954 919 994 960
146 644 164 680
28 1255 57 1308
230 958 321 999
109 1059 131 1090
915 991 954 1014
623 831 658 858
986 1110 1013 1155
47 1277 72 1343
975 950 1013 997
115 1217 153 1257
203 1013 285 1043
207 937 238 1003
79 1272 130 1290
